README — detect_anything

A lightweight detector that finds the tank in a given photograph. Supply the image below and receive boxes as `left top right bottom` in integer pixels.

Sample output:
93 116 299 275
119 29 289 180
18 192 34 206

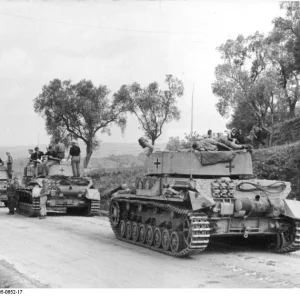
17 161 100 217
0 166 9 207
108 142 300 257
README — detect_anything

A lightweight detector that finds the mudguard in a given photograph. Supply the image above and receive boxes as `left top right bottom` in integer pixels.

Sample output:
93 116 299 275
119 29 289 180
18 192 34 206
283 199 300 220
86 189 100 201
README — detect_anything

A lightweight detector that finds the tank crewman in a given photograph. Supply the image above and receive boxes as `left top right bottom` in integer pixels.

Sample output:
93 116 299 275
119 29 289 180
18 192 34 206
227 128 239 144
24 149 34 176
67 140 81 178
44 145 60 176
236 129 245 144
138 137 154 157
54 141 66 160
39 179 49 219
7 177 19 215
206 129 213 139
31 147 44 177
6 152 13 179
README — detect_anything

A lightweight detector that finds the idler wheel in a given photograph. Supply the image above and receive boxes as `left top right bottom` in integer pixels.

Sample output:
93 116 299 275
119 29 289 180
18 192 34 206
170 231 183 253
146 225 154 246
139 224 146 244
126 222 132 240
153 227 162 248
132 222 139 242
109 201 120 227
183 217 192 247
120 220 126 238
162 229 171 251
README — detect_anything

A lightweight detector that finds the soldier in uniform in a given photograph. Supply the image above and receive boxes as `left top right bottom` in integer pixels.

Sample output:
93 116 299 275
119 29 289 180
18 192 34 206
6 152 13 179
7 177 19 215
39 179 49 219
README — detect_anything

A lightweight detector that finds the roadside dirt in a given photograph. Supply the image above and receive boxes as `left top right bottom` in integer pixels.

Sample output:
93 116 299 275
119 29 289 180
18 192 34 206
0 207 300 288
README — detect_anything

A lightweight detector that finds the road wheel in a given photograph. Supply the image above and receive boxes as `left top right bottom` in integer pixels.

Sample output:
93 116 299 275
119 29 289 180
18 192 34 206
139 224 146 244
132 222 139 242
162 229 170 251
170 231 183 253
153 227 162 248
146 225 154 246
120 220 126 238
126 221 132 240
109 201 120 227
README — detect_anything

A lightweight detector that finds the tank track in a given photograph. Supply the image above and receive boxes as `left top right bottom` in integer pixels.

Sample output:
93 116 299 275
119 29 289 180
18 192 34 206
109 198 210 257
85 198 100 217
273 221 300 253
16 190 40 217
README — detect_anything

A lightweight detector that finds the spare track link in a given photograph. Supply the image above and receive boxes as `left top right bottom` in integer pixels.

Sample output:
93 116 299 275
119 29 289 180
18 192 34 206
274 221 300 253
109 198 210 257
16 189 40 217
85 199 100 216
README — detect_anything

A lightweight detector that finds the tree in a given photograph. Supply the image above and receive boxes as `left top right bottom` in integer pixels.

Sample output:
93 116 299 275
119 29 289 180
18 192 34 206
34 79 128 168
165 136 183 151
268 2 300 117
114 75 184 145
212 33 275 127
165 131 201 150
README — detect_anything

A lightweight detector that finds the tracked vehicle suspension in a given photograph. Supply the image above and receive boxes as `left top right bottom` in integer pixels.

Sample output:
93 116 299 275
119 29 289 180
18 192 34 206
273 221 300 253
109 198 210 257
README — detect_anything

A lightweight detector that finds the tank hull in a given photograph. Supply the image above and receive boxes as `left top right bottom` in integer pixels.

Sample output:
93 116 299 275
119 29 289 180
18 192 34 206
16 188 100 216
109 173 300 256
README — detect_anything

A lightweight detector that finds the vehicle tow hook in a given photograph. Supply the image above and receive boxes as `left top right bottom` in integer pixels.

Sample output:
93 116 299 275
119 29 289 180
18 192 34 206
244 227 250 238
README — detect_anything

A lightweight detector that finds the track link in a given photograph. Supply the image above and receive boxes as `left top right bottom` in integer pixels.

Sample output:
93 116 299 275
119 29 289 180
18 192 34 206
16 189 40 217
273 221 300 253
109 198 210 257
85 199 100 216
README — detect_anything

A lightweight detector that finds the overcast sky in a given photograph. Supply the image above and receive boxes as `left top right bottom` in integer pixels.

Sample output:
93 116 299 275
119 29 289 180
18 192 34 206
0 0 283 147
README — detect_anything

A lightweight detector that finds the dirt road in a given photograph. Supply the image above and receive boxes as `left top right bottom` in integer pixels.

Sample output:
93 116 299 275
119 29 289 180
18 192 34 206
0 207 300 288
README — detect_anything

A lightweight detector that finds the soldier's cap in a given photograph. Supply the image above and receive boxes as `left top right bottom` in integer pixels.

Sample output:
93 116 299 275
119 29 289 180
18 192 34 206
34 147 39 151
42 179 47 184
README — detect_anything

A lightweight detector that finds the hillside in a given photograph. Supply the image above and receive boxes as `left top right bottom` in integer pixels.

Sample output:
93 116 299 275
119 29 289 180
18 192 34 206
0 142 166 160
252 142 300 199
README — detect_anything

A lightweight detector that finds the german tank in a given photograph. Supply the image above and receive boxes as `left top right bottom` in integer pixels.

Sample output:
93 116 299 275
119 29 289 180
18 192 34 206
17 161 100 217
0 165 9 207
108 140 300 257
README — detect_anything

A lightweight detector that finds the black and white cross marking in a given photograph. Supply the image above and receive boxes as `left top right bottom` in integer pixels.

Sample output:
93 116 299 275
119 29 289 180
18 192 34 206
154 158 161 169
225 161 235 173
59 167 66 174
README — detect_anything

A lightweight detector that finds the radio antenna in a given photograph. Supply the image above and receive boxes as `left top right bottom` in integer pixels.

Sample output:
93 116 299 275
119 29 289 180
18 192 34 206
189 83 195 180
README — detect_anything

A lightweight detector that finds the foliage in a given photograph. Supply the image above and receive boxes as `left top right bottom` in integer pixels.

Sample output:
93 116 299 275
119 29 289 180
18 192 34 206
34 79 128 168
114 75 183 145
165 131 201 150
213 3 300 137
253 141 300 199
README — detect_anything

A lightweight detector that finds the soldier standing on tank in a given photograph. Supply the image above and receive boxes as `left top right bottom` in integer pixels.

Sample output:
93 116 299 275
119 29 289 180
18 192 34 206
67 140 81 178
6 152 13 179
7 177 19 215
54 140 66 160
39 179 49 219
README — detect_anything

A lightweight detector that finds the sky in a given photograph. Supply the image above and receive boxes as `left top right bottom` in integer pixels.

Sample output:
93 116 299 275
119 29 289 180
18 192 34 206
0 0 283 147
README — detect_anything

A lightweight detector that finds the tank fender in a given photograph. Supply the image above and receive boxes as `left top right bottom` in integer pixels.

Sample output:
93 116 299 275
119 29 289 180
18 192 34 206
282 199 300 220
188 191 215 211
85 189 100 201
32 186 42 198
